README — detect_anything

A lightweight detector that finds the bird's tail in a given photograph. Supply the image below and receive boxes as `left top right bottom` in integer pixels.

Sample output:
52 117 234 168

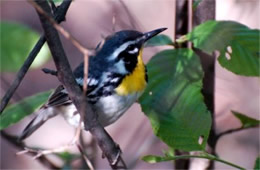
19 107 57 141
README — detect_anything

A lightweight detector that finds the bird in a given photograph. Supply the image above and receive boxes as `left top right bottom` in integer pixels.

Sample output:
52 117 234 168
19 28 167 140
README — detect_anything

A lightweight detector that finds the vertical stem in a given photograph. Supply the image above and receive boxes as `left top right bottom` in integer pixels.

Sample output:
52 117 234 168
172 0 176 42
174 0 190 169
175 0 216 169
193 0 216 169
187 0 193 48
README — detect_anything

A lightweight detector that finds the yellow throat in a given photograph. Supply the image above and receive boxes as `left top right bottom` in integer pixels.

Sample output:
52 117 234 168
115 49 147 96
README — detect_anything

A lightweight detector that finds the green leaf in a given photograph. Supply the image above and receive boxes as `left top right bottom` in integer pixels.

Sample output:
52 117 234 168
57 151 79 162
57 152 80 170
0 90 52 130
232 111 260 128
186 20 260 76
162 148 175 158
145 34 174 47
0 21 50 72
254 156 260 170
139 49 211 151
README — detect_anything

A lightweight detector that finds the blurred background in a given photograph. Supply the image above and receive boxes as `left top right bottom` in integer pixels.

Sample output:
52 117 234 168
0 0 259 169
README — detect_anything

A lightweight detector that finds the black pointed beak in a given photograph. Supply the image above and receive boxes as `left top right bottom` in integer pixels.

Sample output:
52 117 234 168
141 28 167 43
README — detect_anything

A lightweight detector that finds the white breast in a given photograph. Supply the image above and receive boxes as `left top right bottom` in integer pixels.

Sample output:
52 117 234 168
94 92 141 126
61 92 142 128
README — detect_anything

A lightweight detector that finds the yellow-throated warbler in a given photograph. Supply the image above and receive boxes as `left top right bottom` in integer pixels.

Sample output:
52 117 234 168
19 28 167 140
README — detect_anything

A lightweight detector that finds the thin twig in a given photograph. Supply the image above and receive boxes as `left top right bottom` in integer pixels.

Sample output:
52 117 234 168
162 155 245 170
0 131 60 169
76 142 94 170
172 0 176 42
83 53 89 93
187 0 193 48
216 125 259 141
29 0 88 56
0 0 72 114
0 78 25 104
17 145 73 160
0 36 45 113
32 0 90 156
42 68 57 76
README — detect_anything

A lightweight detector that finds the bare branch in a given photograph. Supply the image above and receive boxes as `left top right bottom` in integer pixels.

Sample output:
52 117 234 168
0 36 45 113
42 68 57 76
216 125 259 141
32 0 126 168
30 0 89 163
187 0 193 48
0 0 72 114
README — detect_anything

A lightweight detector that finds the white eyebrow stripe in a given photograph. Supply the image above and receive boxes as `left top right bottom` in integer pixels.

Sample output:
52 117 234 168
108 40 136 61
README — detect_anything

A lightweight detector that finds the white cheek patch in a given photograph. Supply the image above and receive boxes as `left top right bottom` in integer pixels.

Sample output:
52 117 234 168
128 47 139 54
115 60 128 74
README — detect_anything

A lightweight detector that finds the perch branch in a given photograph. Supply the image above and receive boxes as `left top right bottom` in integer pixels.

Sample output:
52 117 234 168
0 0 72 114
29 0 89 161
31 0 126 168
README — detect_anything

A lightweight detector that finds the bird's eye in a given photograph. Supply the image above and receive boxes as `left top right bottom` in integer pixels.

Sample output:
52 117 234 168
127 45 138 54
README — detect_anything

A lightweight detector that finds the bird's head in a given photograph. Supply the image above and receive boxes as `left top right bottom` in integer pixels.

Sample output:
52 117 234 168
95 28 167 74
